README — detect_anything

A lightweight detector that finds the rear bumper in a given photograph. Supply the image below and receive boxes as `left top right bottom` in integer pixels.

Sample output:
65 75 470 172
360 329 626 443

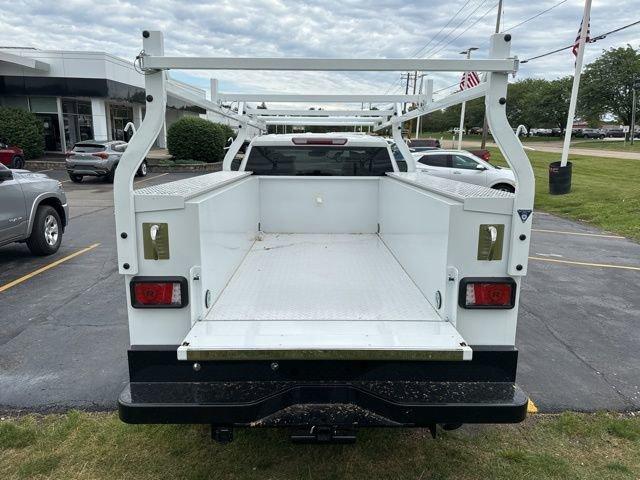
66 165 110 176
118 345 528 427
119 381 527 426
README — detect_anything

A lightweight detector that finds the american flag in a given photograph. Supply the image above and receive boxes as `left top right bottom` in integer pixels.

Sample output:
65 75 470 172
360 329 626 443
459 71 480 90
572 19 590 58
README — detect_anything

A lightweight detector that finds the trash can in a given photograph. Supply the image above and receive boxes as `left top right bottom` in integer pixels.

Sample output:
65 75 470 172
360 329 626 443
548 161 572 195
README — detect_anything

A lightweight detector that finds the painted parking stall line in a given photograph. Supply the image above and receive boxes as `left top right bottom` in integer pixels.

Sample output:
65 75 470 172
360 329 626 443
529 256 640 271
0 243 100 293
532 228 625 239
134 173 169 184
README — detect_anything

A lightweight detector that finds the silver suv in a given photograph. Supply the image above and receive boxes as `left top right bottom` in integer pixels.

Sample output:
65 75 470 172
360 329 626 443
66 140 147 183
0 164 68 255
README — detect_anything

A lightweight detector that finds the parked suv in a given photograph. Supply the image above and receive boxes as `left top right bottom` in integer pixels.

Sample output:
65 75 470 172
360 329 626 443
0 141 26 169
0 163 68 255
581 128 605 139
66 140 147 183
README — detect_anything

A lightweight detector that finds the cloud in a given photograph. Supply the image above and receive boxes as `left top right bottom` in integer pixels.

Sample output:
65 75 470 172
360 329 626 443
1 0 638 108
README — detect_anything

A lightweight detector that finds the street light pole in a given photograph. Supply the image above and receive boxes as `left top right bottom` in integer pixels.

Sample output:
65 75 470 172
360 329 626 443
480 0 503 149
631 80 639 145
458 47 478 150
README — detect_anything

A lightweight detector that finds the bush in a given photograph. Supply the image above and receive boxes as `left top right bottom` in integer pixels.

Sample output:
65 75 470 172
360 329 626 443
0 107 44 159
219 123 236 145
166 116 230 163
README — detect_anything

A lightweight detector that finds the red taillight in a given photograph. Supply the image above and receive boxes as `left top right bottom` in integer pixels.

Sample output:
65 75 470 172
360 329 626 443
292 137 347 145
130 277 188 308
458 278 516 309
92 152 109 159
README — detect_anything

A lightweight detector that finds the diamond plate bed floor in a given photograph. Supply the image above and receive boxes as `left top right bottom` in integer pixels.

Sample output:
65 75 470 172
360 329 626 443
205 233 441 322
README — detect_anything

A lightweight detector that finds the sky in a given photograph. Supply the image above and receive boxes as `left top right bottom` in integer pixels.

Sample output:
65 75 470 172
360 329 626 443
0 0 639 107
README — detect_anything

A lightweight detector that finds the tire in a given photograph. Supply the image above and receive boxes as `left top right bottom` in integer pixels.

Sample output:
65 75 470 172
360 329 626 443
26 205 62 256
11 156 25 169
491 183 515 193
583 134 589 139
69 174 83 183
136 161 148 177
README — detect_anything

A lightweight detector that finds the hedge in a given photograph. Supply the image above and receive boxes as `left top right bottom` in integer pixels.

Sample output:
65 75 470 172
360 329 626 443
167 116 235 163
0 107 44 159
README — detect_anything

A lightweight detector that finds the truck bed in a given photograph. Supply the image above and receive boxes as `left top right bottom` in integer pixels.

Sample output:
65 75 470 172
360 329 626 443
178 234 471 361
206 234 439 322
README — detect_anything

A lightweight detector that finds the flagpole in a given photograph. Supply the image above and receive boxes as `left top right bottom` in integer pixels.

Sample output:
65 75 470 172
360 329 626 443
560 0 592 167
458 48 477 149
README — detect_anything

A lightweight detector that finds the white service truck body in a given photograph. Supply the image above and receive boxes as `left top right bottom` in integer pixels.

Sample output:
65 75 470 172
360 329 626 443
116 31 534 442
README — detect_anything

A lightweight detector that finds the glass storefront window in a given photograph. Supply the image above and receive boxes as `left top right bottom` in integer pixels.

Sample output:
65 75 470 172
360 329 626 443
62 99 94 147
29 96 58 113
0 96 29 110
109 104 134 141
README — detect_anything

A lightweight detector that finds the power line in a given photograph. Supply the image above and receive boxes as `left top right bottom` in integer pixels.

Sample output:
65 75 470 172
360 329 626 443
503 0 568 32
381 0 475 94
429 1 500 58
411 0 474 57
422 0 490 58
520 19 640 63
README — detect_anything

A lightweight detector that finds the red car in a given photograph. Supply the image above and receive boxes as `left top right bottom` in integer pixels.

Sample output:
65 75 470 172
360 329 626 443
0 141 26 169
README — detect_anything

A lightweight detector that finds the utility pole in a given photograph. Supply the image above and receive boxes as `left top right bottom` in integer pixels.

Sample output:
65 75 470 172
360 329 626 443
403 72 411 113
480 0 503 149
631 79 639 145
415 73 424 139
458 47 478 150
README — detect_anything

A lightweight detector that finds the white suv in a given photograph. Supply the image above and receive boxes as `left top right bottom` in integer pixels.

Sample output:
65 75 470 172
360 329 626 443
412 149 516 192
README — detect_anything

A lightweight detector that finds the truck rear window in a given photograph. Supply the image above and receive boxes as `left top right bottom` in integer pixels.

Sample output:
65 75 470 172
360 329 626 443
243 146 395 176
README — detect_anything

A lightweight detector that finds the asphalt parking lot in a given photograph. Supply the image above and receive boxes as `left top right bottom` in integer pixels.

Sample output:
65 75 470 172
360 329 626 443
1 169 639 413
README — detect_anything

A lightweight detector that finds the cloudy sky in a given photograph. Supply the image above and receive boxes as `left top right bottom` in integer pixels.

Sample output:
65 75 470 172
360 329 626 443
1 0 638 105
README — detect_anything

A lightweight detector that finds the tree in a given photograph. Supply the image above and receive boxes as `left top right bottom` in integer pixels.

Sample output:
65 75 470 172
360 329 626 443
537 77 573 130
580 46 640 125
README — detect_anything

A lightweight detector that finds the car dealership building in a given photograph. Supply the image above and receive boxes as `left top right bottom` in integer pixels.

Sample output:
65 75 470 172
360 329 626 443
0 47 238 154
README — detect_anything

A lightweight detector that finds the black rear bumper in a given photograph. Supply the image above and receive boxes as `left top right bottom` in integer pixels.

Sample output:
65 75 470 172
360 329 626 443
118 346 528 427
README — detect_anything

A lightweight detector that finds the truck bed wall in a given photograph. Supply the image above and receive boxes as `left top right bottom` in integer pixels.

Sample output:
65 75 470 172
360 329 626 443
129 174 518 347
378 178 452 319
259 177 379 234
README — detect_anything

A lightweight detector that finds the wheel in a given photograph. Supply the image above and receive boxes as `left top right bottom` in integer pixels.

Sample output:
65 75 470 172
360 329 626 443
105 168 115 183
136 160 148 177
11 156 25 169
26 205 62 256
69 174 83 183
441 423 463 431
491 183 515 193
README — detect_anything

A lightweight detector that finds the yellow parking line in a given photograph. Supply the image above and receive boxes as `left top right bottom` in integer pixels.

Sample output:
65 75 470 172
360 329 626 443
527 399 538 414
532 228 624 239
0 243 100 293
135 173 168 184
529 256 640 271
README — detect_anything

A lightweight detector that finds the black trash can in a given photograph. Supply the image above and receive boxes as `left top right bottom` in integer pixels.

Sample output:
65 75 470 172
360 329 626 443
549 161 572 195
